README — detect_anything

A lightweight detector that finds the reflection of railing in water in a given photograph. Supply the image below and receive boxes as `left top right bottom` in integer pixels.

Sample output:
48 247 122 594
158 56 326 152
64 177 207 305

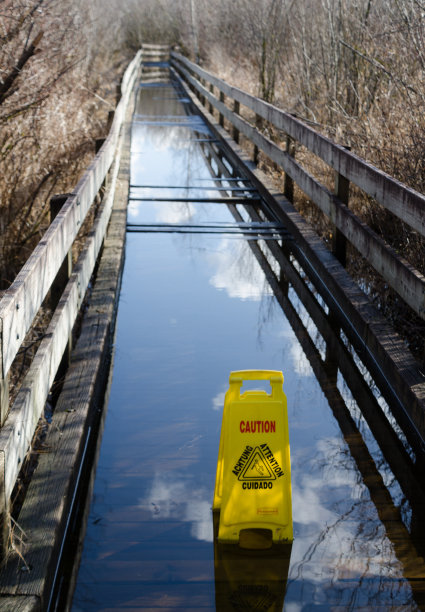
171 63 425 484
198 135 425 606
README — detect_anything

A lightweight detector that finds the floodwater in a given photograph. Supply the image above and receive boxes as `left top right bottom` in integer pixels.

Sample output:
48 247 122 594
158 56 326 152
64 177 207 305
71 75 425 610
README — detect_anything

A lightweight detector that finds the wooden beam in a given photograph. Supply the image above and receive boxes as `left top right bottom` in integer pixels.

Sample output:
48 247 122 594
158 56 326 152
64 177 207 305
172 63 425 320
333 165 350 266
0 50 141 382
171 52 425 238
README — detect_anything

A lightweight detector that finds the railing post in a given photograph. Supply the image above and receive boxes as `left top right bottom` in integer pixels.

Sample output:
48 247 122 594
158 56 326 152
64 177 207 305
106 110 115 133
284 136 295 202
200 78 206 106
95 138 108 194
325 312 340 382
233 100 240 144
0 316 9 559
95 138 106 154
253 114 263 164
0 310 8 425
50 195 73 388
219 91 225 127
209 84 214 115
332 164 350 267
0 462 10 564
0 374 8 427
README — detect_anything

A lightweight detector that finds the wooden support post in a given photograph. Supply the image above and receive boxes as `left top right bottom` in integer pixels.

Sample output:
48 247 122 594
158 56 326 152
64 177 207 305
332 168 350 267
284 136 295 203
95 138 108 193
219 91 225 127
209 84 214 114
253 114 262 165
50 195 73 388
0 473 10 565
279 267 289 297
0 323 9 559
0 375 9 428
325 312 340 383
95 137 106 154
200 78 206 106
233 100 240 144
0 315 8 427
106 110 115 133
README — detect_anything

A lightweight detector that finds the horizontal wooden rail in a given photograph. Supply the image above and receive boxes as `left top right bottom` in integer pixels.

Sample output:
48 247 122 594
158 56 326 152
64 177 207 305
171 53 425 321
0 155 121 506
0 50 141 380
171 52 425 238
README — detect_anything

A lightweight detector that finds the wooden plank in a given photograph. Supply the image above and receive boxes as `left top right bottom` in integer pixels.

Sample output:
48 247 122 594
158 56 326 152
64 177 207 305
173 63 425 320
142 44 170 49
73 583 215 610
0 597 39 611
171 52 425 237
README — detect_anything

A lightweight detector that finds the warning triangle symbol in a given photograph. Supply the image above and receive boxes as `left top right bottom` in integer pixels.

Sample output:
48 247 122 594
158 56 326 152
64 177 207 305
238 447 276 481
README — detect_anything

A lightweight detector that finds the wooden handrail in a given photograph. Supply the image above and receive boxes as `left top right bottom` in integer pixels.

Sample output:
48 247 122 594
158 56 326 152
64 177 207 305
0 49 142 556
171 52 425 321
0 50 141 383
171 51 425 239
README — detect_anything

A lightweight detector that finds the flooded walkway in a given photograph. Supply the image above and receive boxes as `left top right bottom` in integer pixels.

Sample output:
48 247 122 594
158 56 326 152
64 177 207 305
71 75 425 610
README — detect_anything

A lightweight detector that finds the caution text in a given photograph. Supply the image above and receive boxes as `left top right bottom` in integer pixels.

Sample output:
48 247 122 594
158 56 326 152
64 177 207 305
239 420 276 434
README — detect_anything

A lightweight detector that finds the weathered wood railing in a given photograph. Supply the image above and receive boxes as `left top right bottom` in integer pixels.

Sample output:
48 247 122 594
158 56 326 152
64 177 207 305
0 49 141 552
171 52 425 323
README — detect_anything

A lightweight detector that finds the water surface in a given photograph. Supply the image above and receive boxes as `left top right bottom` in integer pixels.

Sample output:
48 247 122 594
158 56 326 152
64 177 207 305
71 77 425 611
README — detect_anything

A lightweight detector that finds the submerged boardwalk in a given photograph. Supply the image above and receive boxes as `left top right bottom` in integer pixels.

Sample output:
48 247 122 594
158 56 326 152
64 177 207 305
0 46 424 610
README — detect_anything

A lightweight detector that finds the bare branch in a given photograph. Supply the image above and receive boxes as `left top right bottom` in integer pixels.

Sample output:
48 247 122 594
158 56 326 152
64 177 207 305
0 31 44 105
339 38 422 99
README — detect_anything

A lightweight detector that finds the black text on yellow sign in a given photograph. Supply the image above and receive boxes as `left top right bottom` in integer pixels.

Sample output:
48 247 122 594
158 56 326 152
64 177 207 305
214 370 293 544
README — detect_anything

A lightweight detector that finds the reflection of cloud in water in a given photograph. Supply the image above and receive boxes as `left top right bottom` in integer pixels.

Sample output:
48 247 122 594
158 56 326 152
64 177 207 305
279 328 313 378
212 390 226 411
140 475 213 542
156 202 196 224
128 199 196 223
290 341 314 377
209 238 272 301
132 124 195 153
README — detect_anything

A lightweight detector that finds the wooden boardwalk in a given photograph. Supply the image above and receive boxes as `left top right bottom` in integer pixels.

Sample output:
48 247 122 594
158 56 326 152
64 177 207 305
0 43 424 609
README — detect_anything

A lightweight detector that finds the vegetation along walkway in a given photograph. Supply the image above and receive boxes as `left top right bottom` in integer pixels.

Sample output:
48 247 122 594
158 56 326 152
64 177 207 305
0 42 424 610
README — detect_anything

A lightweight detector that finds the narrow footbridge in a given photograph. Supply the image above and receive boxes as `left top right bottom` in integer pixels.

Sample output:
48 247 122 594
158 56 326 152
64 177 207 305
0 44 424 610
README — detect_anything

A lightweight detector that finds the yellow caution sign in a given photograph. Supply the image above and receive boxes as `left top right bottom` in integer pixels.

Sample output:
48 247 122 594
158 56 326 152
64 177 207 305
214 370 293 545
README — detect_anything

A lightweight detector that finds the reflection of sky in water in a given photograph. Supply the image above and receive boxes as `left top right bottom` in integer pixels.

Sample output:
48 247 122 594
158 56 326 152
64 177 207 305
72 81 423 611
140 473 213 543
208 238 272 300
